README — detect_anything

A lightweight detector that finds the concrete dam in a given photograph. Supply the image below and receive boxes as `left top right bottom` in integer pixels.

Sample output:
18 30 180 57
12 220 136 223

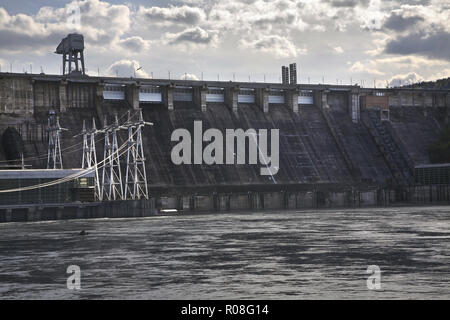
0 70 449 221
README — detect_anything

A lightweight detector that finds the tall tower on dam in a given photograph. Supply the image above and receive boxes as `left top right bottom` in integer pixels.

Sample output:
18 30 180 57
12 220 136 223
55 33 86 76
281 63 297 85
289 63 297 85
281 66 289 85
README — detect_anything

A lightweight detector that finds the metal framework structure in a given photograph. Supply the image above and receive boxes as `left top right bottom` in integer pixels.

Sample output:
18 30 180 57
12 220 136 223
81 118 101 200
124 110 153 200
47 111 66 169
81 120 89 169
75 110 153 202
55 34 86 75
101 115 124 201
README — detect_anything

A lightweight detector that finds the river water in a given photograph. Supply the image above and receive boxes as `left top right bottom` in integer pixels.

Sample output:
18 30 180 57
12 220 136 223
0 206 449 299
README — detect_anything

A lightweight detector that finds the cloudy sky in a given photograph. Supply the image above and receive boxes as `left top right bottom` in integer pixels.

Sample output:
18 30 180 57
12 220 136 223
0 0 449 87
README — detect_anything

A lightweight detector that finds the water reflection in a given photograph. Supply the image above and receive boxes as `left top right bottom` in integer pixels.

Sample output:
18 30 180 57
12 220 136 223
0 206 449 299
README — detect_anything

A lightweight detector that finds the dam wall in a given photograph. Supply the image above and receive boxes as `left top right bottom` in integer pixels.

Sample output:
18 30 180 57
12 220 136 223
0 72 449 201
0 183 449 223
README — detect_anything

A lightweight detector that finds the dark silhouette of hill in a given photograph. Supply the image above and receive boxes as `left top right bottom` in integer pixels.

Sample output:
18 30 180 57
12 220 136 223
403 77 450 89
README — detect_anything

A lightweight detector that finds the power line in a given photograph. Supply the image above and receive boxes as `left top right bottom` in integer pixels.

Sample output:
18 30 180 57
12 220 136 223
123 110 153 200
47 112 66 169
81 118 101 200
0 110 149 201
0 110 131 165
0 129 138 194
101 114 124 201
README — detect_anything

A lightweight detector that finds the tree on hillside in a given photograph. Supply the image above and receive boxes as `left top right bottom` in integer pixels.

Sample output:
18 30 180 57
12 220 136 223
429 126 450 163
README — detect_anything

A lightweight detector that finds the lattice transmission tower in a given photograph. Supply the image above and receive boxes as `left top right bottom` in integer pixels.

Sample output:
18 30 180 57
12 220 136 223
101 115 124 201
47 110 66 169
81 118 101 200
124 110 153 200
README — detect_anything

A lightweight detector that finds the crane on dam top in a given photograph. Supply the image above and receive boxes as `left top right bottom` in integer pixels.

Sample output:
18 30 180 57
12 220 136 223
56 33 86 76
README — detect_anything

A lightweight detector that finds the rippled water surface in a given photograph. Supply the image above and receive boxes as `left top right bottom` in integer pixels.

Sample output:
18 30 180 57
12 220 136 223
0 206 449 299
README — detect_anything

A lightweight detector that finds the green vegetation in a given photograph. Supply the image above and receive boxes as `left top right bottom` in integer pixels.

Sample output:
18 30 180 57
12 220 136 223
429 125 450 163
404 77 450 89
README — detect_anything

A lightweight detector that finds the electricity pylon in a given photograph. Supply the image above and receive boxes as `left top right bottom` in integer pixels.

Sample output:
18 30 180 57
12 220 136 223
47 111 67 169
81 118 101 200
124 110 153 200
101 115 124 201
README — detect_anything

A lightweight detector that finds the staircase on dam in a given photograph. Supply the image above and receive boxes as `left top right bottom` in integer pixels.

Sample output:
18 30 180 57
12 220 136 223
320 108 361 182
264 105 323 183
320 103 394 185
388 106 445 165
204 103 259 184
362 110 413 185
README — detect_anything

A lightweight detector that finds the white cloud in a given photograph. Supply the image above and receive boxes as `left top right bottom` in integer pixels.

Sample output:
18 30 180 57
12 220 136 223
334 46 344 54
0 0 132 54
208 0 314 34
137 5 206 26
382 4 450 34
351 55 449 78
354 0 387 30
350 61 385 76
1 0 449 85
372 56 448 69
388 72 423 87
180 73 199 80
429 68 450 81
36 0 131 42
116 36 151 53
378 3 450 61
106 59 149 78
240 35 306 58
387 68 450 88
164 27 219 47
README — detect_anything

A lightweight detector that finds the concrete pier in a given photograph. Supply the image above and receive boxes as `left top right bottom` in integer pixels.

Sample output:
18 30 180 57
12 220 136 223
285 89 299 113
225 86 239 113
126 82 140 110
255 87 269 113
163 84 174 110
193 85 207 112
